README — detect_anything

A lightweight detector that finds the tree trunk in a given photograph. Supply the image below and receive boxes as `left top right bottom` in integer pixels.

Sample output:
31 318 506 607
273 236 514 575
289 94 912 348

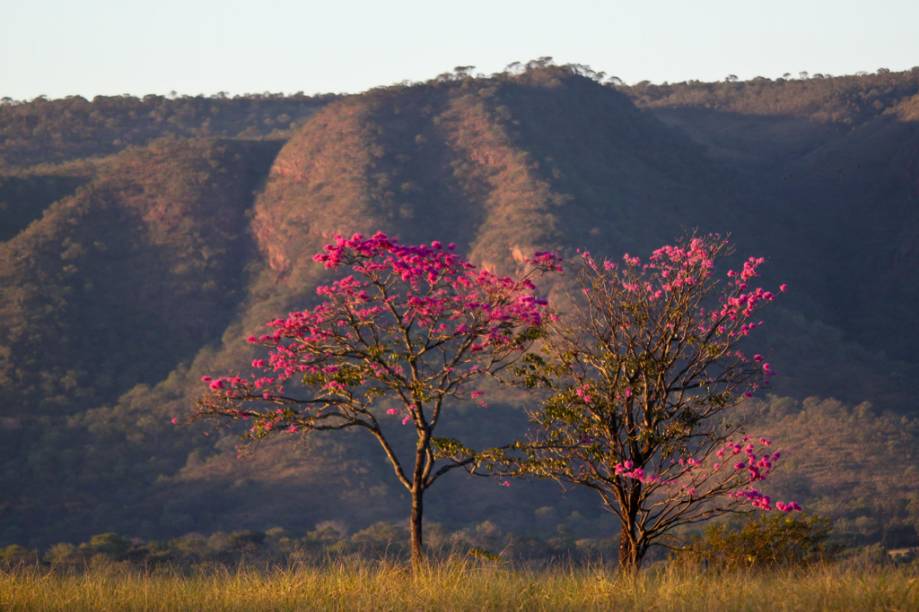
615 480 645 573
409 409 430 572
409 485 424 570
618 529 640 573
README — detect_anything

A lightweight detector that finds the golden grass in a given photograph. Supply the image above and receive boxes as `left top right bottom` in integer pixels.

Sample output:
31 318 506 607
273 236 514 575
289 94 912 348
0 561 916 611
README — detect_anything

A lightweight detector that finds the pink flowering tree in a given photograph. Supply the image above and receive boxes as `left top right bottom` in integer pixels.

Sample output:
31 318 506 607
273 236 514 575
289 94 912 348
500 236 798 572
196 232 557 569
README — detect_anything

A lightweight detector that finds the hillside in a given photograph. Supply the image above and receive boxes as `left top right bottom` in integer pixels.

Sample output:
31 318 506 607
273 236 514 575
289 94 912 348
2 65 918 551
628 71 919 365
1 138 280 415
0 93 334 168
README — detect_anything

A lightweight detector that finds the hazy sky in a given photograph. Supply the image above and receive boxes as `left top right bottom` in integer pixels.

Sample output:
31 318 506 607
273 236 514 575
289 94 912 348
2 0 918 99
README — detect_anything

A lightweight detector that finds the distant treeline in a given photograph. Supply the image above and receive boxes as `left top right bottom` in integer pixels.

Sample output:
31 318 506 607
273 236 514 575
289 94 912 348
5 62 919 169
0 92 336 167
1 513 913 571
627 66 919 124
0 521 632 569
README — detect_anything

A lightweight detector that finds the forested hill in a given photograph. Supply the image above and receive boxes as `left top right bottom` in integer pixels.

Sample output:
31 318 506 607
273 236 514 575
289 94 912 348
2 64 918 551
0 92 336 168
627 69 919 364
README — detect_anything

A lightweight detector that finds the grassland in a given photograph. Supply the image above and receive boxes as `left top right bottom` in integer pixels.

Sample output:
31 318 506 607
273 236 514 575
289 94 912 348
1 562 917 611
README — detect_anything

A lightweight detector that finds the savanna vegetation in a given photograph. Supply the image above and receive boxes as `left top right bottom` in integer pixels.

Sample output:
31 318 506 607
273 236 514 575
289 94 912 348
3 62 919 590
1 563 916 612
1 510 915 609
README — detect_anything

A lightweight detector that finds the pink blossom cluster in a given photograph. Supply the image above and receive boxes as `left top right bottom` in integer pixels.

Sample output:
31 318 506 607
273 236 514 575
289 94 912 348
589 238 785 399
717 257 776 325
729 490 800 512
646 237 715 291
578 238 785 328
575 384 593 404
578 238 716 299
717 436 798 511
715 436 780 482
614 460 662 485
527 251 565 272
201 232 555 436
613 435 800 513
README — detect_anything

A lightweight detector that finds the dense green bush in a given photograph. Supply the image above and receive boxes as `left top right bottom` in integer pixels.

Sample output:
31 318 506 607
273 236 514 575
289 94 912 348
683 513 834 570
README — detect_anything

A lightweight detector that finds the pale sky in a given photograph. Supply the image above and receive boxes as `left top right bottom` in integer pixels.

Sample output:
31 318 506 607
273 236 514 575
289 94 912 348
2 0 918 99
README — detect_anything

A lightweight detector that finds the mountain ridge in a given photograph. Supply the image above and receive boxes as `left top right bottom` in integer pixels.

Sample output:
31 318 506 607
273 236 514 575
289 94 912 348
2 65 918 549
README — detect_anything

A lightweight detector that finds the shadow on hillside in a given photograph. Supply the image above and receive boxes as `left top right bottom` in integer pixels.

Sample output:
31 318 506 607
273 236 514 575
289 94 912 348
650 107 847 167
0 174 88 242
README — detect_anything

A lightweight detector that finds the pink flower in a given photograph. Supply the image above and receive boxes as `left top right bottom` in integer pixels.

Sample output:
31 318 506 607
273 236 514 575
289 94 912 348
170 417 178 425
499 480 511 487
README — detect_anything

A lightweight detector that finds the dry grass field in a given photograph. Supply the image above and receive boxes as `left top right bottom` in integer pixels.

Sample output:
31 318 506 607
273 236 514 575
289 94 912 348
1 561 917 611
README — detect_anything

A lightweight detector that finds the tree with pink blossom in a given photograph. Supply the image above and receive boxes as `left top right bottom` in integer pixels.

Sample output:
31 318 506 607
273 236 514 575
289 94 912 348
196 232 558 569
500 236 798 572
